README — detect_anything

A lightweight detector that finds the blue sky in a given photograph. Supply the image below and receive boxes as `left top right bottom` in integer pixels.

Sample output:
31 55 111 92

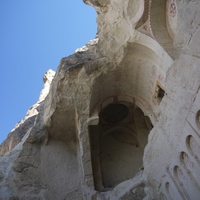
0 1 97 143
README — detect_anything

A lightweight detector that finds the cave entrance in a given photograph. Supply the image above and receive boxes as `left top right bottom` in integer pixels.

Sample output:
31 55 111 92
89 102 151 191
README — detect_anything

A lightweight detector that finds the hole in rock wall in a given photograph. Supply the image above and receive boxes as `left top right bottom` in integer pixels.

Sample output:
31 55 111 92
196 110 200 130
154 81 165 104
186 135 200 164
89 102 151 191
100 103 129 123
165 182 173 198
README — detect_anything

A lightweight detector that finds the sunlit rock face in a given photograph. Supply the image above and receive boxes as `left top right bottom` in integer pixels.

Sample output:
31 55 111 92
0 0 200 199
0 69 55 157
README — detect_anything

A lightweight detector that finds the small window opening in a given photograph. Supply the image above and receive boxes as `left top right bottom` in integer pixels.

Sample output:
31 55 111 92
100 103 129 123
154 81 165 104
157 85 165 99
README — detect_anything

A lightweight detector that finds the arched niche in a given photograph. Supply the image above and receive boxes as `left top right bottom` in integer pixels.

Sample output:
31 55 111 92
89 42 172 126
100 126 141 189
88 41 170 191
89 102 152 191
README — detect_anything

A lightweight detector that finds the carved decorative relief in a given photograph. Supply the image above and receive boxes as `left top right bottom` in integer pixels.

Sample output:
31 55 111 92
136 0 154 38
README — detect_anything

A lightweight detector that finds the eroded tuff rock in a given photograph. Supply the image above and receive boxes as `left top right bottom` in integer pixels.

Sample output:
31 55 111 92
0 0 200 199
0 69 55 157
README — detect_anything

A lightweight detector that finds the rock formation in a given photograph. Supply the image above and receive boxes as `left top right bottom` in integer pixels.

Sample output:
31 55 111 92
0 70 55 157
0 0 200 199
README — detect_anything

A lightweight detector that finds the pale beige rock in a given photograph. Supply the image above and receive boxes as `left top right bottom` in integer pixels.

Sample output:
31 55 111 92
0 0 200 199
0 69 55 156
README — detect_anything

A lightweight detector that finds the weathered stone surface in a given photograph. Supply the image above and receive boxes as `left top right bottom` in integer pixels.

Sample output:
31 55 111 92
0 0 200 199
0 69 55 156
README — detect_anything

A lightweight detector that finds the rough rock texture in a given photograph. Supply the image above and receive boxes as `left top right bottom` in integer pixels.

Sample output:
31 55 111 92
0 69 55 156
0 0 200 199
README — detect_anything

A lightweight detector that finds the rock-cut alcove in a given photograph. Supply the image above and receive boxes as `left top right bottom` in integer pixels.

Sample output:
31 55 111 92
89 102 151 191
88 58 155 191
85 38 171 192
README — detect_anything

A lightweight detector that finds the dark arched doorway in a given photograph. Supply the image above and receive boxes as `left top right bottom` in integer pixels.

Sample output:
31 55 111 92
89 102 152 191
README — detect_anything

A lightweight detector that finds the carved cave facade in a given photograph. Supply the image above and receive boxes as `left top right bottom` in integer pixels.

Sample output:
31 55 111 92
1 0 200 200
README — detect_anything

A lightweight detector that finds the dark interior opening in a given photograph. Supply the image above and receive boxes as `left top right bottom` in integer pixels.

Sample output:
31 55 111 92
100 103 129 123
157 85 165 99
89 104 151 191
196 110 200 129
154 83 165 104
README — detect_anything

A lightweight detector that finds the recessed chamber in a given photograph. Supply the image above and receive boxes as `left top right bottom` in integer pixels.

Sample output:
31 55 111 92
89 103 151 191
